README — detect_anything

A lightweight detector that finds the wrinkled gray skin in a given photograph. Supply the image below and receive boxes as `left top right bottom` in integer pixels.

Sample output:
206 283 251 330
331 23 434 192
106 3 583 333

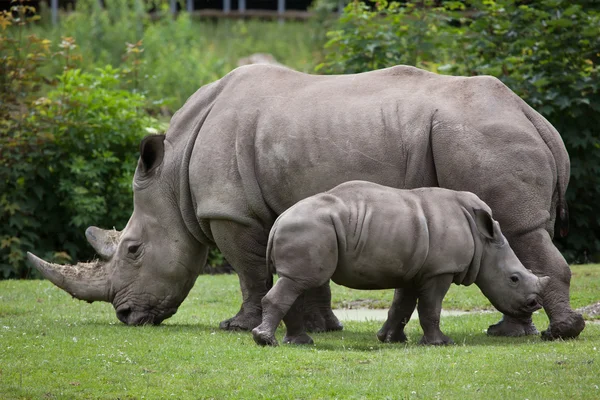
28 64 584 339
252 182 550 346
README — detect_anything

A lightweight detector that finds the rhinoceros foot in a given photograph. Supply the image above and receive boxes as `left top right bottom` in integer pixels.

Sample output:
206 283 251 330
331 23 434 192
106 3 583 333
303 311 344 333
541 311 585 341
283 332 314 345
252 327 279 346
419 334 454 346
219 312 262 331
376 326 408 343
487 315 539 337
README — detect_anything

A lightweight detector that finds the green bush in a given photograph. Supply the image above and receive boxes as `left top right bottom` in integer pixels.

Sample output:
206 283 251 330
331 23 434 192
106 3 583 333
318 0 600 262
0 3 162 278
1 65 162 278
317 0 463 74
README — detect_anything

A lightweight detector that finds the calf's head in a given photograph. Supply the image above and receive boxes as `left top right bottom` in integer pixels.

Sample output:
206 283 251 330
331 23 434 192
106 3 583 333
28 135 208 325
468 209 550 318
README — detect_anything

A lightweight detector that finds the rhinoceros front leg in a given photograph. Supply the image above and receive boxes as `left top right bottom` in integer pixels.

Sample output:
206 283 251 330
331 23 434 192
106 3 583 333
417 274 454 346
210 220 271 331
493 229 585 340
377 287 418 343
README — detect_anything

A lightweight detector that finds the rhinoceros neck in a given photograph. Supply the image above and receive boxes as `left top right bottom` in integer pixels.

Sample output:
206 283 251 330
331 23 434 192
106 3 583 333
454 207 482 286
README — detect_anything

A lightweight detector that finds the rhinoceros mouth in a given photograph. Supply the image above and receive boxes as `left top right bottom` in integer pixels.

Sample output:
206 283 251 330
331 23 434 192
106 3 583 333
115 305 176 326
521 297 543 314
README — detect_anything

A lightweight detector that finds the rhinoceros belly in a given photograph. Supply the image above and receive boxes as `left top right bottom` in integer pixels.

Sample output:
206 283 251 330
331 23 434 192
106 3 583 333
331 196 430 290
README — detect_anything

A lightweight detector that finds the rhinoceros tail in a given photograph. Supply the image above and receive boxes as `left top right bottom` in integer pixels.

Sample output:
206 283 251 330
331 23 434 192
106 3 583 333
524 107 570 238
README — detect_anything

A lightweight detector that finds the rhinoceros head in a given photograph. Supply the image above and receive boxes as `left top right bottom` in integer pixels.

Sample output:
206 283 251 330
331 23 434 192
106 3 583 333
469 209 550 318
28 135 208 325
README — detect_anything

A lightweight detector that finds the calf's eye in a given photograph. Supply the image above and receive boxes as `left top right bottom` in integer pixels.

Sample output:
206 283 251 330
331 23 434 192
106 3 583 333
510 275 519 283
128 244 141 254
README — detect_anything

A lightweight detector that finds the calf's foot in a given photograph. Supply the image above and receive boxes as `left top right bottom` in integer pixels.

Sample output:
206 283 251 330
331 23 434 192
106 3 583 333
303 284 344 333
487 315 538 337
541 311 585 340
252 327 279 346
304 310 343 333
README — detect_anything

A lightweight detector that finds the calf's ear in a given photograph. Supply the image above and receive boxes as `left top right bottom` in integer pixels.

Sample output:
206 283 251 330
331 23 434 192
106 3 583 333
473 209 495 240
139 134 165 173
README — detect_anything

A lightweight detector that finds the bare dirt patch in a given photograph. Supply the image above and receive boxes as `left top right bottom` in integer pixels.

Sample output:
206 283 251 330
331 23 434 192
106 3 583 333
577 301 600 320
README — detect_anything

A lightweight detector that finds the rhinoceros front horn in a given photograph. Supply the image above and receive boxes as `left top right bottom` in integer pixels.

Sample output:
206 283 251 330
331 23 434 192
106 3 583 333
27 252 110 303
85 226 120 260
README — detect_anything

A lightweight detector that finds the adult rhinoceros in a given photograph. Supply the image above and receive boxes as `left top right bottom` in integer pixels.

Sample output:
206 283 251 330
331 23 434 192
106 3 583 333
28 64 584 340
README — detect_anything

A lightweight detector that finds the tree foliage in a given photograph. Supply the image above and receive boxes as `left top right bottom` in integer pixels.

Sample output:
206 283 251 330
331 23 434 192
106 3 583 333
319 0 600 262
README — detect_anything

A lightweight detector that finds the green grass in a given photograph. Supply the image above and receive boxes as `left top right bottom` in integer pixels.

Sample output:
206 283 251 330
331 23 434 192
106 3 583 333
1 265 599 399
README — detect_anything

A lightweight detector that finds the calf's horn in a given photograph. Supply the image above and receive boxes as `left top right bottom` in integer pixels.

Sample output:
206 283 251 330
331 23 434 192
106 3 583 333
27 252 110 303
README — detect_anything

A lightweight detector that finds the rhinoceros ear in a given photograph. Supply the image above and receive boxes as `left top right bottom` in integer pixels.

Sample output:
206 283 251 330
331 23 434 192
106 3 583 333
139 134 165 173
473 209 496 241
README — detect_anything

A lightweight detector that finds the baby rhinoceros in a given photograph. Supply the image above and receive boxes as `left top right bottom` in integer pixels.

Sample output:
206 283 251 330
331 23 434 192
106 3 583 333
252 181 549 347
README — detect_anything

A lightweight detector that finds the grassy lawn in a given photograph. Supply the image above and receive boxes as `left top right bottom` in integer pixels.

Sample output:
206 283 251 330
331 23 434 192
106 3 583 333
1 265 599 399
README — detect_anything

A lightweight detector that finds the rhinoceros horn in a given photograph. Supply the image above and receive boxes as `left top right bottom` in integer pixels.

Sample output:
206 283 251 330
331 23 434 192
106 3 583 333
27 252 110 303
85 226 121 260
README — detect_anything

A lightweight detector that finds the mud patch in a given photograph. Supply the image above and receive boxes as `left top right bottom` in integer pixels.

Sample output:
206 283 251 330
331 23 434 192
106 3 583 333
338 299 390 310
333 308 482 322
577 301 600 320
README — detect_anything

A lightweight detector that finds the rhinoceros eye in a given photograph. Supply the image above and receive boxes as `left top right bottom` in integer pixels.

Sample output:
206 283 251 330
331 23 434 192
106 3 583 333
127 244 141 255
510 275 519 284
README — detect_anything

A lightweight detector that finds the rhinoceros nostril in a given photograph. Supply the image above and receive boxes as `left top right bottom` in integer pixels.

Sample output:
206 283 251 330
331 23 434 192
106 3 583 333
527 299 538 308
116 307 132 324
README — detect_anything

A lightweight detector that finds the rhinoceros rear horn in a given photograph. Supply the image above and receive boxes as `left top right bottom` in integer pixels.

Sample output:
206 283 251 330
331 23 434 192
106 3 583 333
85 226 120 259
27 252 110 303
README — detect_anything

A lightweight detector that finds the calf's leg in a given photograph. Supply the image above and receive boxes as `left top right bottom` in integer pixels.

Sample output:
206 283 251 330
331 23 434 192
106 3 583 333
252 277 308 346
417 274 454 345
303 283 344 333
377 288 418 343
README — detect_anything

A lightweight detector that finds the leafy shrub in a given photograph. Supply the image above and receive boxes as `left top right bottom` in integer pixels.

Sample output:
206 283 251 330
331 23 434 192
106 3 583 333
0 3 162 278
317 0 463 74
318 0 600 262
1 64 162 278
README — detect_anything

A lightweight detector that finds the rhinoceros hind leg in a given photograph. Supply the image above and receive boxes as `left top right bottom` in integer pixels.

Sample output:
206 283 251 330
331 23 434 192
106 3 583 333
303 283 343 333
487 315 539 337
377 288 418 343
541 311 585 341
